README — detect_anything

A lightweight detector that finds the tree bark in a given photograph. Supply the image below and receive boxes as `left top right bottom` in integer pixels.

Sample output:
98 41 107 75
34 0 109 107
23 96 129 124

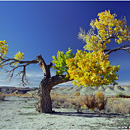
36 78 53 113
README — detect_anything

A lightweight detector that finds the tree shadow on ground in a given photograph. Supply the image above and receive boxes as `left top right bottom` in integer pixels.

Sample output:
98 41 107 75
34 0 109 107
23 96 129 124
51 110 128 118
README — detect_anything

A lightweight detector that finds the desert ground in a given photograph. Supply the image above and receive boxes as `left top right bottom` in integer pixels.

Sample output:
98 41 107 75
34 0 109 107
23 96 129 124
0 85 130 130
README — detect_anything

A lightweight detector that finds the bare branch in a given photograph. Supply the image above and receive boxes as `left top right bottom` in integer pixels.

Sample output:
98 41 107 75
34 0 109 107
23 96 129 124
104 44 130 55
36 55 52 79
101 35 116 45
0 56 39 86
0 57 38 66
0 54 54 86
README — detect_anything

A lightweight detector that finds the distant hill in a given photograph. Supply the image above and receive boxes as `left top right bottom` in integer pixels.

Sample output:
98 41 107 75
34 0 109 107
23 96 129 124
1 85 130 96
0 86 38 94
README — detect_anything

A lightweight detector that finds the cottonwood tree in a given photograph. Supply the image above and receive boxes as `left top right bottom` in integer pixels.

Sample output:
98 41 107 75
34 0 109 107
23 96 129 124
0 10 130 113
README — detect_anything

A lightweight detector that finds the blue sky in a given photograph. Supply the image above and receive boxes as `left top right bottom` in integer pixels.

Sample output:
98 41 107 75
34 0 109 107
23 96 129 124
0 1 130 87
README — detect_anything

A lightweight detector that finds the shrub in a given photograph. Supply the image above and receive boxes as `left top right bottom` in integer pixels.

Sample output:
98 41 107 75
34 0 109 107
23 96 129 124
51 93 68 108
95 91 107 110
96 91 104 99
71 97 84 113
74 91 80 96
83 95 97 110
0 92 5 101
83 91 107 111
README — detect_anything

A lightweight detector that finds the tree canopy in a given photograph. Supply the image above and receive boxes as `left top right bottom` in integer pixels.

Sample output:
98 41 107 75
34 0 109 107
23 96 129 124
52 10 130 87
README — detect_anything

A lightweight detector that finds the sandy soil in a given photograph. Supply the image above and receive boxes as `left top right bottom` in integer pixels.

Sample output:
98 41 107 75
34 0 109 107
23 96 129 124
0 96 130 130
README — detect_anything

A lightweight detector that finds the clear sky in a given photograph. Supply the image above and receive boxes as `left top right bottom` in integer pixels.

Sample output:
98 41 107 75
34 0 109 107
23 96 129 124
0 1 130 87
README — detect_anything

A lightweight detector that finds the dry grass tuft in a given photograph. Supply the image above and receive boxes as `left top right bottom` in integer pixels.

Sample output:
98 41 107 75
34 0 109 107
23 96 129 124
51 93 68 108
74 91 80 96
51 93 67 103
71 96 84 113
105 98 130 114
95 91 108 110
83 95 97 110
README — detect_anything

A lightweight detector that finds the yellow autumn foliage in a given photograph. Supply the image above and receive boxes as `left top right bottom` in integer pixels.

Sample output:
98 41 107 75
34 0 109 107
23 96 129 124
66 49 120 87
0 41 24 67
78 10 130 51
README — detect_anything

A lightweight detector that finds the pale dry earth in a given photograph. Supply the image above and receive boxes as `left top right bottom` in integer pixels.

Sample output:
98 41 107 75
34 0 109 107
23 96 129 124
0 96 130 130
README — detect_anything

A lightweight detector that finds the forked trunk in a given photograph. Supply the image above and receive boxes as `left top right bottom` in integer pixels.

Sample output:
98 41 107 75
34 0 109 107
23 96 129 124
36 75 70 113
36 55 53 113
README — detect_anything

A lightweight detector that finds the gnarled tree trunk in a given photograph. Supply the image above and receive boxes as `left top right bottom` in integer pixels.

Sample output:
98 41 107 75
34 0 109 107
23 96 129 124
36 55 70 113
36 78 52 113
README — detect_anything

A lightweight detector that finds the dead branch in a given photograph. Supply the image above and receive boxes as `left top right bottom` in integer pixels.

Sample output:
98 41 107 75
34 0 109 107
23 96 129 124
36 55 52 79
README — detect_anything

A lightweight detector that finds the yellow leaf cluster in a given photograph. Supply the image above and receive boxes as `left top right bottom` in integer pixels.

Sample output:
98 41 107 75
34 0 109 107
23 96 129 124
14 51 24 61
66 50 120 87
13 51 24 66
0 40 8 57
0 40 8 68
